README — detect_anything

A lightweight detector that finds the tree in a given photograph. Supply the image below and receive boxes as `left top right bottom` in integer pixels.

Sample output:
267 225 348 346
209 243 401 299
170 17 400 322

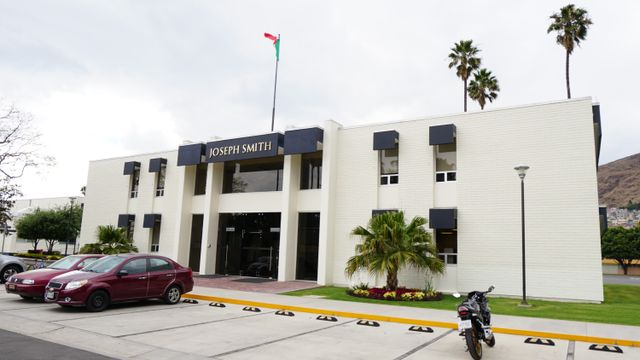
14 205 82 253
547 4 593 99
448 40 482 112
0 101 54 222
345 211 444 291
79 225 138 254
468 69 500 110
602 226 640 275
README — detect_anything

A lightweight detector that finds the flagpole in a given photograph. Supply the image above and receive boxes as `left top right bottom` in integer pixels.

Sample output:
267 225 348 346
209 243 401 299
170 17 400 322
270 34 280 132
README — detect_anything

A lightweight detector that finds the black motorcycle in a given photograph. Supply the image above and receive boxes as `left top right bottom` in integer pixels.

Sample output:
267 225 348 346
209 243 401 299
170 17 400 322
455 285 496 360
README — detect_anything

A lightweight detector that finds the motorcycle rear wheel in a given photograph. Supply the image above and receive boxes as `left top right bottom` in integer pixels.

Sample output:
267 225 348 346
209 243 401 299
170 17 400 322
465 328 483 360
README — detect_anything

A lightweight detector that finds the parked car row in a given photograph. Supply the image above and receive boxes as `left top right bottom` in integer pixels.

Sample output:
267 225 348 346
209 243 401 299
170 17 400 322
3 254 194 312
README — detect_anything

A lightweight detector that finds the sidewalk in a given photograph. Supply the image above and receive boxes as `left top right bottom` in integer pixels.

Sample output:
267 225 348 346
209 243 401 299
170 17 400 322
188 285 640 346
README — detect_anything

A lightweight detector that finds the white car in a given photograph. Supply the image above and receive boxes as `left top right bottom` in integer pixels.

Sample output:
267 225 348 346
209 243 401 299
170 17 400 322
0 254 27 283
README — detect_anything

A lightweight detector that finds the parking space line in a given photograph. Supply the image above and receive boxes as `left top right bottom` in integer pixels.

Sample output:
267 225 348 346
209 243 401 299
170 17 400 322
209 319 358 358
393 329 455 360
566 340 575 360
51 303 205 323
115 310 276 338
184 293 640 348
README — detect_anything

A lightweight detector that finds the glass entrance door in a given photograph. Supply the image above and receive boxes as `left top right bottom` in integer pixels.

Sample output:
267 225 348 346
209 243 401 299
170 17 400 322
216 213 281 278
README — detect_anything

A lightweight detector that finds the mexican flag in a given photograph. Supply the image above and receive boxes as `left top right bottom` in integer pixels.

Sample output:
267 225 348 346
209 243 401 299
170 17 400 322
264 33 280 61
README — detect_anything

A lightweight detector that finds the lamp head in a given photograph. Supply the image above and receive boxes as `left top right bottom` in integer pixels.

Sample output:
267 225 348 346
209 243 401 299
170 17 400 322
514 164 529 179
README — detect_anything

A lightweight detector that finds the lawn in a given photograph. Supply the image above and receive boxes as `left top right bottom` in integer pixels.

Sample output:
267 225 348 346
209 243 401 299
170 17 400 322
284 284 640 326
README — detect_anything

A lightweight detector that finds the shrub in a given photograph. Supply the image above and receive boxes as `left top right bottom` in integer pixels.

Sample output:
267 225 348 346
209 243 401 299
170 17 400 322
383 291 396 299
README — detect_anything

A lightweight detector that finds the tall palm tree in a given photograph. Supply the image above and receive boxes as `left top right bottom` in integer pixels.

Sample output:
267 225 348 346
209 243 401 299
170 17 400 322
448 40 482 112
468 69 500 110
345 211 444 291
547 4 593 99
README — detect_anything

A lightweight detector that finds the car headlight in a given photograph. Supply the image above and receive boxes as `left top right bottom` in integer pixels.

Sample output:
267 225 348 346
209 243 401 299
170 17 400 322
65 280 88 291
22 279 35 285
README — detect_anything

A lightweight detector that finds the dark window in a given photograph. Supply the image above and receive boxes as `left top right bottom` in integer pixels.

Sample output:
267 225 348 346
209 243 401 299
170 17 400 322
126 218 135 241
156 166 166 197
222 156 284 193
296 213 320 281
149 258 173 272
435 142 456 183
447 172 456 181
435 173 445 182
300 151 322 190
380 145 399 185
130 169 140 198
121 258 148 275
150 220 161 252
194 163 207 195
436 229 458 265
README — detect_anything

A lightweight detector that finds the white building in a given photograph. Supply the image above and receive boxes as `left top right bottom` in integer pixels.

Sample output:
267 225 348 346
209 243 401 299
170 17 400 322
79 98 604 302
2 197 83 254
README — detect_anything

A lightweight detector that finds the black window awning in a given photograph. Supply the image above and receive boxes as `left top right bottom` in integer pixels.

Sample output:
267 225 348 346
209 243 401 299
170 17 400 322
149 158 167 172
429 208 457 229
123 161 140 175
143 214 161 228
284 127 324 155
373 130 399 150
429 124 456 145
117 214 135 228
177 143 205 166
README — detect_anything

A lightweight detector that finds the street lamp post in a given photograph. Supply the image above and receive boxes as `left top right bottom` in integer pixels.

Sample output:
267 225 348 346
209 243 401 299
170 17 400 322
514 164 530 307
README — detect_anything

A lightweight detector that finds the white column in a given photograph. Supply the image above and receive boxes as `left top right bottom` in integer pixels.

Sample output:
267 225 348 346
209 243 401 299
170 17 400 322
278 154 301 281
317 120 341 285
199 162 223 274
172 165 195 266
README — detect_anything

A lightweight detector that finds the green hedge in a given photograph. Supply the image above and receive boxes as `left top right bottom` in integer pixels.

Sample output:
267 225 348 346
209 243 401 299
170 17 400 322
15 253 64 261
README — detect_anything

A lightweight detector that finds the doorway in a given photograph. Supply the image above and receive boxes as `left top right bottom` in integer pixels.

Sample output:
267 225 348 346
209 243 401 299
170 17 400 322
216 213 281 278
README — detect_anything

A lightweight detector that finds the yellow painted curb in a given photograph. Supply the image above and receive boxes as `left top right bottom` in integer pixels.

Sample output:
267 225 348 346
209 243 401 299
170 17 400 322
183 293 640 348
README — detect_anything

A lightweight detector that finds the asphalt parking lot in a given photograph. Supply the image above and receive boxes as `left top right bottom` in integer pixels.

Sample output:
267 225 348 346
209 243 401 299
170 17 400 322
0 289 638 360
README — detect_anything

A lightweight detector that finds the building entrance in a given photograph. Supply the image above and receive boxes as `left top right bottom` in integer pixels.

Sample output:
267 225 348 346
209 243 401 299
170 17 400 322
216 213 281 278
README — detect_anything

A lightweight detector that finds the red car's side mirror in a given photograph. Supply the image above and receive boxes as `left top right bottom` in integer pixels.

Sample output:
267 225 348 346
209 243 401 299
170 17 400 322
117 270 129 277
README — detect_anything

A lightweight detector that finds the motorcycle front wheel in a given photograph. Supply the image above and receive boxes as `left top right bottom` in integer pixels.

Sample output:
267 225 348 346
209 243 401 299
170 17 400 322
465 328 483 360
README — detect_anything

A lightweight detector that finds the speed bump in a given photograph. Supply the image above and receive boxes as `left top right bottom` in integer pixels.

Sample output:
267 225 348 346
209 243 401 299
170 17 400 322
209 302 226 308
409 326 434 333
357 320 380 327
275 310 295 317
182 299 198 304
317 315 338 322
589 344 623 354
525 338 555 346
243 306 261 312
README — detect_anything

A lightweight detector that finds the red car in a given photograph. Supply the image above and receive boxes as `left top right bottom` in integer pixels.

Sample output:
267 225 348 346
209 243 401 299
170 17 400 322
44 254 193 312
5 255 103 300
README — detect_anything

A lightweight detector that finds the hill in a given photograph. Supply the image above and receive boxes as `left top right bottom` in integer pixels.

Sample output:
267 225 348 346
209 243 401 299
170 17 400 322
598 153 640 208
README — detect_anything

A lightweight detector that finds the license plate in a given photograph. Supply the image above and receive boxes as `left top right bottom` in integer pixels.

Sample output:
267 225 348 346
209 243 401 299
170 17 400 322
458 319 472 331
45 291 55 300
7 284 15 290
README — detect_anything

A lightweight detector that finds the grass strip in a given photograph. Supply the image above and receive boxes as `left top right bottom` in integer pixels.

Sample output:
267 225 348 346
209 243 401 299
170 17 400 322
284 284 640 326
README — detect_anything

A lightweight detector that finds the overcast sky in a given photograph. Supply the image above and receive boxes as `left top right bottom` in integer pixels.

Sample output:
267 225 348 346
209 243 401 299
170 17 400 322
1 0 637 199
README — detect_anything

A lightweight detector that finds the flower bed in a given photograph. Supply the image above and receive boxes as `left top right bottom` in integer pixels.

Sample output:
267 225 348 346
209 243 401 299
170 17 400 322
347 287 443 301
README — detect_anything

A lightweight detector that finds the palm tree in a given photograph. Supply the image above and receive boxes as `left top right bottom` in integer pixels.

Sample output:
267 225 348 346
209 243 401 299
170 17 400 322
468 69 500 110
448 40 482 112
345 211 444 291
80 225 138 254
547 4 593 99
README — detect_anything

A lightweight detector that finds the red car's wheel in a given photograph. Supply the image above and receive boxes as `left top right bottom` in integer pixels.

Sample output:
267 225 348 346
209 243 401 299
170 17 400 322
86 290 110 312
164 285 182 305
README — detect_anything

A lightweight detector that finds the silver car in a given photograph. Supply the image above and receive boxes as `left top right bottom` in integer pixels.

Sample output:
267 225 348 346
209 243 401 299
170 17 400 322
0 254 27 283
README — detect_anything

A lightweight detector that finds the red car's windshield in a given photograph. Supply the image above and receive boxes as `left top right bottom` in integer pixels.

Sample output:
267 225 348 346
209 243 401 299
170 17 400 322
48 256 82 270
82 256 127 273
